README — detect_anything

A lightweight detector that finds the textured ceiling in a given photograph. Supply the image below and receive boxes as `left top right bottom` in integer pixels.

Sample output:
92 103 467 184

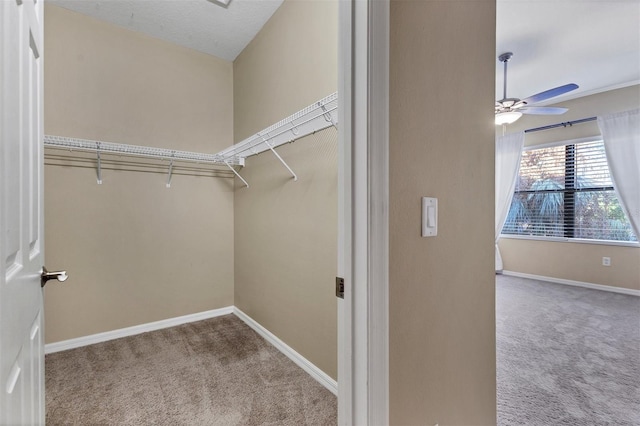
496 0 640 105
49 0 285 62
49 0 639 103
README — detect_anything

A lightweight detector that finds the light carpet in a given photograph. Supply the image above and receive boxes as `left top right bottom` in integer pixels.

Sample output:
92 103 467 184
497 274 640 425
45 314 337 425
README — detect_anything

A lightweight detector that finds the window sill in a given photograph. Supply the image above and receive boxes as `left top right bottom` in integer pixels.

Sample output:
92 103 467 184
499 234 640 248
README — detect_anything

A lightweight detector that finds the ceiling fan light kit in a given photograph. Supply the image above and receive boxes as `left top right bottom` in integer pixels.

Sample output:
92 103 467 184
495 52 579 126
495 111 523 125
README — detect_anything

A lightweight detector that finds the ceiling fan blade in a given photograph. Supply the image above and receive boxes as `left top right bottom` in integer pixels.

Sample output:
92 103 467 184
520 106 569 115
521 83 579 105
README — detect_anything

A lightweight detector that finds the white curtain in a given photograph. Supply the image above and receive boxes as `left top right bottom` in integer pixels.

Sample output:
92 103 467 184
495 131 525 272
597 108 640 240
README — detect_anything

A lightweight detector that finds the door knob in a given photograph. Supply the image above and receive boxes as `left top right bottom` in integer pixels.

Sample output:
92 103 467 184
41 267 68 287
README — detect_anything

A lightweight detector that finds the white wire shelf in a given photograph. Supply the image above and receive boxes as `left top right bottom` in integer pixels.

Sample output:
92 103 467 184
215 92 338 163
213 92 338 186
43 135 238 166
43 92 339 188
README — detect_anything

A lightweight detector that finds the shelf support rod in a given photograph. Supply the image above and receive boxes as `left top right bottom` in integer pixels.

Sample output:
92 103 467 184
166 153 174 188
260 134 298 181
224 161 249 188
96 142 103 185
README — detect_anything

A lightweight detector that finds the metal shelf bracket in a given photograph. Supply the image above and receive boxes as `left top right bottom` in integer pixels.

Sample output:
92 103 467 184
259 134 297 181
224 161 249 188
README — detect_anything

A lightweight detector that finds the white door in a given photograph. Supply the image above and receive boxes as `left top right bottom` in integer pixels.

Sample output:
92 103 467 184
0 0 46 423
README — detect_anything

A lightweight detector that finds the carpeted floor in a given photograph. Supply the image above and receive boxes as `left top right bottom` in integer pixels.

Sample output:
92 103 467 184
497 275 640 426
45 314 336 425
47 278 639 425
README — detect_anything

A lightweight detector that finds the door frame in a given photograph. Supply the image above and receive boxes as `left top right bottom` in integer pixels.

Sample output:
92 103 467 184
338 0 390 424
0 0 391 421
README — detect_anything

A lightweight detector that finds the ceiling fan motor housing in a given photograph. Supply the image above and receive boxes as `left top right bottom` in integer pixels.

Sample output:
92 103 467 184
498 52 513 63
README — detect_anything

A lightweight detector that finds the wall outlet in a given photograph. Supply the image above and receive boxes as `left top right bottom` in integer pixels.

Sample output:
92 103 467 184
602 257 611 266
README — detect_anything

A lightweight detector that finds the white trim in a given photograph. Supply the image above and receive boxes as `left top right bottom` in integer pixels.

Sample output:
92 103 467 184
338 0 390 424
367 0 390 424
502 270 640 296
44 306 234 354
337 0 353 420
233 307 338 395
500 234 640 248
351 1 369 417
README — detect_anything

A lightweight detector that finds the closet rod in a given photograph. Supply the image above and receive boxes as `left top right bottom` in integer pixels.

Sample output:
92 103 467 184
44 135 240 166
524 116 597 133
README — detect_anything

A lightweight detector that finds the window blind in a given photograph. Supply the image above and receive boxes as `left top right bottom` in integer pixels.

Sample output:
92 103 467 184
502 140 637 242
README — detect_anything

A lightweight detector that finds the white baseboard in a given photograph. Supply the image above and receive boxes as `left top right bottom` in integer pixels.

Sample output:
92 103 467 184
45 306 234 354
501 270 640 297
233 307 338 396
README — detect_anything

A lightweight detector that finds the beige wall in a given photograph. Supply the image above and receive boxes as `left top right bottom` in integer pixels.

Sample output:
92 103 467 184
389 1 497 424
233 0 338 141
44 5 235 343
233 0 338 379
498 85 640 290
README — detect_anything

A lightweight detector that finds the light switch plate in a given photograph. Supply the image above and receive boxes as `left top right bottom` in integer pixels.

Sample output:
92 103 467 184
422 197 438 237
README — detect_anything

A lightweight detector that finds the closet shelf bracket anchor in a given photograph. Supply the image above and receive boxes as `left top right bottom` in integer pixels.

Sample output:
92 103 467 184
224 161 249 188
260 134 298 181
96 142 103 185
166 153 175 188
320 102 337 129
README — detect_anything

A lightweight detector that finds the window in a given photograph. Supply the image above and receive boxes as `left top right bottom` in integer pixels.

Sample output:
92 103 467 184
502 138 637 243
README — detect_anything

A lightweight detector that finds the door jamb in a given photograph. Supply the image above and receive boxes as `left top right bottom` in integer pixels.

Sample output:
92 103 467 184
338 0 390 424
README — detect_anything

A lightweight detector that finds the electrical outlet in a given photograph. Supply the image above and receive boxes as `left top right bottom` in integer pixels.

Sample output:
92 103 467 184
602 257 611 266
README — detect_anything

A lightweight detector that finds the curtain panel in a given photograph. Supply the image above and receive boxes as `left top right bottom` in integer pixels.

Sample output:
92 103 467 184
597 109 640 240
495 131 525 272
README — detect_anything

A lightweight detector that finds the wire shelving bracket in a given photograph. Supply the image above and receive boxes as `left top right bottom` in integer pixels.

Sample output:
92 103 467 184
259 134 298 181
224 160 250 188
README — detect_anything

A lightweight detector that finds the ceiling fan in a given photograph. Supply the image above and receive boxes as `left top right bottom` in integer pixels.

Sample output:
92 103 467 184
495 52 578 125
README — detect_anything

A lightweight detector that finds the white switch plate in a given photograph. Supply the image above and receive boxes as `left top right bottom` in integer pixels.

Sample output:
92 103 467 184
422 197 438 237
